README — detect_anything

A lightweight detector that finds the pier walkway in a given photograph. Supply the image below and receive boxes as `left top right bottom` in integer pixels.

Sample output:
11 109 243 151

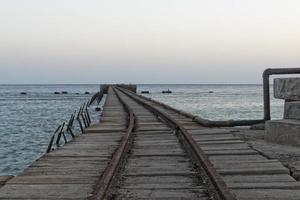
1 85 300 199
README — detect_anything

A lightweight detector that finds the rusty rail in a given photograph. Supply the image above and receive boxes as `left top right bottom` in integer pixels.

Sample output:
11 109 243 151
117 87 237 200
89 86 135 200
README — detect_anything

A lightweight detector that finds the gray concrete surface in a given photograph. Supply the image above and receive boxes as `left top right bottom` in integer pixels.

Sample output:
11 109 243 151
265 119 300 146
284 101 300 120
274 78 300 100
232 126 300 181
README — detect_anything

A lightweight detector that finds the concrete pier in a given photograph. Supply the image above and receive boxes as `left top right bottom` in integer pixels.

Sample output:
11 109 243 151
1 85 300 199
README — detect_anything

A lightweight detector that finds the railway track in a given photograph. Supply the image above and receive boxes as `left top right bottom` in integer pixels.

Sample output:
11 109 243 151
92 86 300 200
91 86 236 199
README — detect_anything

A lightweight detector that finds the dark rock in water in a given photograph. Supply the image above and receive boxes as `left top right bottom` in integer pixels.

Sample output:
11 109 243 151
95 107 102 111
162 89 172 94
20 92 27 95
141 91 150 94
62 91 68 94
54 92 60 94
85 92 90 94
209 91 214 93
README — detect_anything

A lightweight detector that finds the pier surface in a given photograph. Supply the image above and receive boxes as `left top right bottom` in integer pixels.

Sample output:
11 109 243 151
1 86 300 199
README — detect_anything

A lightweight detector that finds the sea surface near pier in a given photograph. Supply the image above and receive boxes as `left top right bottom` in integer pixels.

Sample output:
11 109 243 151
0 84 283 175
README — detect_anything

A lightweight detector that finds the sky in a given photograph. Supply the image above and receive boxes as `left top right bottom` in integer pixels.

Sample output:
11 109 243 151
1 0 300 84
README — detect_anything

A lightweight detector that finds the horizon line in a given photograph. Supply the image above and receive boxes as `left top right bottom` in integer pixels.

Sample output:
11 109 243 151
0 83 265 85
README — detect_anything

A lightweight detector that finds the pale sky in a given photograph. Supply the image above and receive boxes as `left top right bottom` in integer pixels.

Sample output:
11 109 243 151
1 0 300 84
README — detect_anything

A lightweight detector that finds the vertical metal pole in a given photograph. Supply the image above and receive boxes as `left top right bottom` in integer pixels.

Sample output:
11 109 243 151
79 104 88 128
262 68 300 121
85 112 90 126
77 117 84 133
55 123 65 147
85 105 91 124
62 132 68 143
81 112 88 128
46 125 61 153
67 114 75 138
68 126 74 138
83 102 91 125
263 71 271 120
77 107 84 133
71 111 76 126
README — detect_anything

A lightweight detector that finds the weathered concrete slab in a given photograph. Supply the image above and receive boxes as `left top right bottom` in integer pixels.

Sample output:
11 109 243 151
188 128 232 135
194 135 241 142
135 125 170 131
215 162 288 174
132 149 185 156
135 130 174 135
274 78 300 100
0 184 93 199
123 175 198 184
8 175 98 184
200 144 250 151
209 155 267 162
212 159 279 166
204 149 258 156
265 119 300 146
234 189 300 200
229 181 300 189
116 188 207 199
218 166 288 176
284 101 300 120
223 174 295 183
125 172 198 177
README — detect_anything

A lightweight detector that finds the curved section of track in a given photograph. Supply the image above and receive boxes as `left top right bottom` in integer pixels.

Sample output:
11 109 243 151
114 87 236 200
89 87 136 200
115 87 300 200
90 86 300 200
111 87 216 199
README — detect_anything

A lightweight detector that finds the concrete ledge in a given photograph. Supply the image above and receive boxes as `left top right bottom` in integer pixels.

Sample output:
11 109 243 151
274 78 300 100
265 119 300 146
284 101 300 120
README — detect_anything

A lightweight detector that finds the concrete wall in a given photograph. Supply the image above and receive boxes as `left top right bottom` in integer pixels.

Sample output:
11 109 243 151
274 78 300 100
266 78 300 147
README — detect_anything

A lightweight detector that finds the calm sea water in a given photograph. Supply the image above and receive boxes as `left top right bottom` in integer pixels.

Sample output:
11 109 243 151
0 84 283 175
0 84 101 176
138 84 284 120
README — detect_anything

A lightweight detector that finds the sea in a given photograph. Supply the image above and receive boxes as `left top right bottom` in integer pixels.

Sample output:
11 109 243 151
0 84 283 175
